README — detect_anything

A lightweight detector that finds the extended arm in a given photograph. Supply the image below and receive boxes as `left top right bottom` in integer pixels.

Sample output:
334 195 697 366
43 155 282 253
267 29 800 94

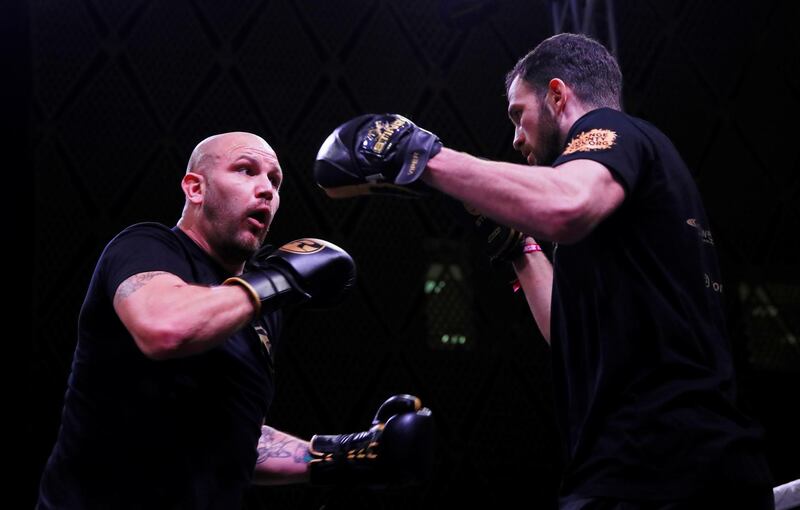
312 114 625 244
114 238 355 360
423 148 625 244
113 271 256 360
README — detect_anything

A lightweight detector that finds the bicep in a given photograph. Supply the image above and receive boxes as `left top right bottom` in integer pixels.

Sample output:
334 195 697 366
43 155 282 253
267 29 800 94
113 271 188 338
556 158 626 238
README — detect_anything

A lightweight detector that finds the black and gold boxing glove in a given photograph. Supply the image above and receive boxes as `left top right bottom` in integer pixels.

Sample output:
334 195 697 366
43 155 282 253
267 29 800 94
224 238 356 314
308 394 434 487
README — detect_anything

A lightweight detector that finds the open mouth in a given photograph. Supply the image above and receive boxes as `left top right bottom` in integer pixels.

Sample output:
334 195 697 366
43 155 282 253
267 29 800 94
247 210 269 229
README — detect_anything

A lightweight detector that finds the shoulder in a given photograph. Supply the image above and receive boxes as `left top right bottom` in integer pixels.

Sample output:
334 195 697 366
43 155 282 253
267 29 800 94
109 222 177 244
558 108 651 165
98 222 191 284
555 109 656 200
102 222 184 256
566 109 648 147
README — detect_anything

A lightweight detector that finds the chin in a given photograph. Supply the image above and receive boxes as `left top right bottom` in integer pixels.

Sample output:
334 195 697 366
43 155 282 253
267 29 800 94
225 234 260 261
241 237 263 255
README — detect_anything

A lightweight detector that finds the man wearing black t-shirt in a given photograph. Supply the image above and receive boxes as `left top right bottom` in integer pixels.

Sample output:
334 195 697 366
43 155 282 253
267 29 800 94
38 132 433 509
313 33 774 509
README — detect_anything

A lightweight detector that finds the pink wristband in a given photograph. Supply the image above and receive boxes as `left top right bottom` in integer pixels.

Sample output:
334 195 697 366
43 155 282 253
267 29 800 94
523 243 542 253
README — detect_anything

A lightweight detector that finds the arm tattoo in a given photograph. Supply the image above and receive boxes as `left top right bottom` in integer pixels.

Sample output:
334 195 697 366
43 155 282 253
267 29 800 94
115 271 169 302
256 426 308 465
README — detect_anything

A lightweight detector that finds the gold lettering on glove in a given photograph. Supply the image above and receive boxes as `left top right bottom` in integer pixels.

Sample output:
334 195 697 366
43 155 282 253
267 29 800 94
369 118 408 154
407 151 420 175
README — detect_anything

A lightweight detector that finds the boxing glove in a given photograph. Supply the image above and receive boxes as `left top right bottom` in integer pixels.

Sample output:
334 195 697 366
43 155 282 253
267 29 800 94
308 394 434 487
224 238 356 314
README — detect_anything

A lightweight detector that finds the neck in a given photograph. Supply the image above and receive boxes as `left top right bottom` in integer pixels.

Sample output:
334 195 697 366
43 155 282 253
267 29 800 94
177 217 246 275
558 101 592 147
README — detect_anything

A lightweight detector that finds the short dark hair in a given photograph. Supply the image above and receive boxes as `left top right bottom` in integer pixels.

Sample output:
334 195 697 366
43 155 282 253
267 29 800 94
506 33 622 110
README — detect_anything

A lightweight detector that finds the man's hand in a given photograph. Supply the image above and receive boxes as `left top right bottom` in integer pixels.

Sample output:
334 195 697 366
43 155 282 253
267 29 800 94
459 201 526 263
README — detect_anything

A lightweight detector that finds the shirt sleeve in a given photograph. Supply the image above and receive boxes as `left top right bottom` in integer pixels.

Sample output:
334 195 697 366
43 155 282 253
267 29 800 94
553 108 650 197
98 223 193 300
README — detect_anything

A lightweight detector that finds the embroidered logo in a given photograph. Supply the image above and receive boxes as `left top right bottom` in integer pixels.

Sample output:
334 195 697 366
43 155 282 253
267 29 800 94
563 129 617 155
279 238 325 254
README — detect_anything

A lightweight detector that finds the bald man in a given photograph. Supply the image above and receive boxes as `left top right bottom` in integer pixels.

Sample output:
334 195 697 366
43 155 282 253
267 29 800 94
37 133 414 508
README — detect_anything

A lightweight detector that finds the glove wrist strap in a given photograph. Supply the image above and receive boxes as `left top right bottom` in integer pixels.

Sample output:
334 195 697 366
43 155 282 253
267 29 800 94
308 427 382 486
223 277 262 317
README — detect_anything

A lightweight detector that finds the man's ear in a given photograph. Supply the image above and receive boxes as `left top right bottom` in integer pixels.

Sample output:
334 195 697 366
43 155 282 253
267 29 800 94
547 78 569 114
182 172 205 204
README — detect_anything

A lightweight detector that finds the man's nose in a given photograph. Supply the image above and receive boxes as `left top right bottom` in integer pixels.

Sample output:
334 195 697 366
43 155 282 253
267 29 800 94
512 127 524 152
255 177 275 201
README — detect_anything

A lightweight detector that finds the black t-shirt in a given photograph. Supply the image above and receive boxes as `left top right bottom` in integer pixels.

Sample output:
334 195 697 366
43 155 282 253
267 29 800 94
38 223 281 509
550 109 771 499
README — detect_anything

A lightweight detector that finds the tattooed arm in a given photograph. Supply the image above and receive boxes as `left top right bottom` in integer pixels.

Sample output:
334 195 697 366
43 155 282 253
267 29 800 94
113 271 257 360
252 425 311 485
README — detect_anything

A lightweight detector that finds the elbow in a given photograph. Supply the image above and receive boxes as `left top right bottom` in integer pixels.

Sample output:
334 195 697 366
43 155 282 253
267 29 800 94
550 219 591 245
133 323 192 361
545 195 594 245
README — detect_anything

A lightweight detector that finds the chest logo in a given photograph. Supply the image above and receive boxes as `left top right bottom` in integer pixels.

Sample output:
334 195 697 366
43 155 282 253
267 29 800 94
563 129 617 155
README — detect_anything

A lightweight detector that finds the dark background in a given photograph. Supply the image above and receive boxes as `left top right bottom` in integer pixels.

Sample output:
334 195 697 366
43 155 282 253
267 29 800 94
25 0 798 508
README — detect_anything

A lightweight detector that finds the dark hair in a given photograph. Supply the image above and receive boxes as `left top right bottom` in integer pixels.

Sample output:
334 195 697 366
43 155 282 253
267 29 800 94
505 33 622 110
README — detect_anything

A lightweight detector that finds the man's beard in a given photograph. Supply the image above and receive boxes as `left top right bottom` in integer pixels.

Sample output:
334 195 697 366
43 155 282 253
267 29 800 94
536 102 562 166
214 228 262 264
204 191 264 264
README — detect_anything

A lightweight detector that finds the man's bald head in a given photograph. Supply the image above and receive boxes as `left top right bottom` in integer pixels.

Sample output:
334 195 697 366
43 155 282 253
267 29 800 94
186 132 275 177
178 131 282 270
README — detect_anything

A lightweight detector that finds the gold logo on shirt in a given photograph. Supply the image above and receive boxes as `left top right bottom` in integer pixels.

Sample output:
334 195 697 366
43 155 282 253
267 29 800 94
563 129 617 155
252 322 273 357
280 238 325 254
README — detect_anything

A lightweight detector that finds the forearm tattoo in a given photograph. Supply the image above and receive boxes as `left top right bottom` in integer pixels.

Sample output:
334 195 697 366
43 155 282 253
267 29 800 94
115 271 169 302
256 426 309 465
